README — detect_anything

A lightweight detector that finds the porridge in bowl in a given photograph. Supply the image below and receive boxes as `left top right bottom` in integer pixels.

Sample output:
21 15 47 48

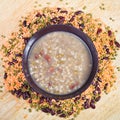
28 31 92 95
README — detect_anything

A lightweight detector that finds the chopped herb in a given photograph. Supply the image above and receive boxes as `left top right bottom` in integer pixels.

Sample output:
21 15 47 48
1 35 6 38
28 108 32 112
71 7 74 10
39 4 42 7
109 17 115 21
0 90 3 92
46 2 50 5
65 2 69 5
117 67 120 71
82 6 86 10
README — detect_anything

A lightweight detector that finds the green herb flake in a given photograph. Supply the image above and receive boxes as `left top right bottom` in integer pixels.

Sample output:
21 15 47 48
0 90 3 92
117 67 120 71
71 7 74 10
35 1 38 4
65 2 69 5
1 35 6 38
28 108 32 112
46 2 50 5
109 17 115 22
82 6 86 10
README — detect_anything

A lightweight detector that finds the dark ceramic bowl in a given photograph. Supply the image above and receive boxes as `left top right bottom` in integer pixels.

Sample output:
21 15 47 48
22 24 98 100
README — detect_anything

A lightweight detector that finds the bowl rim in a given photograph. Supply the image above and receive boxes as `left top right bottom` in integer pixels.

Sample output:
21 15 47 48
22 24 98 100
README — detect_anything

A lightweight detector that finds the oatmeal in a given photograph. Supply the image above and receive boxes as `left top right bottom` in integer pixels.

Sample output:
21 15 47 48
28 31 92 95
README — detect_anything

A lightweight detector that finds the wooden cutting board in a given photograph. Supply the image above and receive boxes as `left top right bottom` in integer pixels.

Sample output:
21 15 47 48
0 0 120 120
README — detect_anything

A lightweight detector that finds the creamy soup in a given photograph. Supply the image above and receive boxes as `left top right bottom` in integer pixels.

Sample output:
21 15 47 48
28 31 92 95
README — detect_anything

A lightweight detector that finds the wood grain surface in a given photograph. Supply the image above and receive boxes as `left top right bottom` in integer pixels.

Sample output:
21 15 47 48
0 0 120 120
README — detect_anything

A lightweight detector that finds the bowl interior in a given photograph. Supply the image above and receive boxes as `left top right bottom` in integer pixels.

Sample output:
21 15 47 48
22 24 98 99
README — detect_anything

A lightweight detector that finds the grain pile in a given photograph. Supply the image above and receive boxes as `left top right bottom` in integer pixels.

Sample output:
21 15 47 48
1 8 120 118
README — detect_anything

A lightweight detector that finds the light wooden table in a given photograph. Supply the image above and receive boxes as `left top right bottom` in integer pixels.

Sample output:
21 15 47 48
0 0 120 120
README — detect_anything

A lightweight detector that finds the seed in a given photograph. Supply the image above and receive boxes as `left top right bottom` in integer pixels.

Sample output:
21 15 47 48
93 90 97 95
108 30 112 36
104 83 108 90
106 48 110 54
65 23 73 26
23 37 30 45
12 58 18 63
97 77 102 82
4 72 7 79
50 17 58 24
57 110 62 114
69 15 75 22
16 91 22 98
95 96 101 102
8 62 14 65
90 100 96 109
60 10 68 14
11 90 16 95
22 84 28 89
59 113 66 117
50 110 55 115
115 41 120 48
15 53 22 57
22 92 31 100
57 8 61 11
83 102 90 109
96 28 102 35
23 20 27 27
27 24 31 29
68 111 73 115
7 51 11 56
36 13 42 17
95 87 101 94
79 23 85 29
28 99 32 103
42 14 46 18
15 89 22 98
102 56 109 60
81 95 86 100
74 10 83 15
109 40 113 46
41 107 51 113
58 16 65 24
74 95 81 102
